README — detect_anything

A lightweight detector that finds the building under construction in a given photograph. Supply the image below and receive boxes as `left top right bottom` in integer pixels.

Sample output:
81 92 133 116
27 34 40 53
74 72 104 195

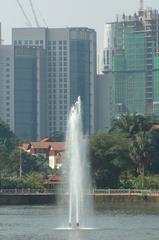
103 1 159 117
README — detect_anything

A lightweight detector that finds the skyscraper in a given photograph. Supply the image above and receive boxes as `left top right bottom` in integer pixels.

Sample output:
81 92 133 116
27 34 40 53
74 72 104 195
0 44 14 131
12 27 96 136
14 46 46 140
103 7 159 117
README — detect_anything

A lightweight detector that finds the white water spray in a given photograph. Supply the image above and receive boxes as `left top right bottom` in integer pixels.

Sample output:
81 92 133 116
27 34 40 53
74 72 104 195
65 97 92 228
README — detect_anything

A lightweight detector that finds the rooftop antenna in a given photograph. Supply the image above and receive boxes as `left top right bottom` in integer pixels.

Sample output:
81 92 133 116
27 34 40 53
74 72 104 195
140 0 144 11
16 0 32 27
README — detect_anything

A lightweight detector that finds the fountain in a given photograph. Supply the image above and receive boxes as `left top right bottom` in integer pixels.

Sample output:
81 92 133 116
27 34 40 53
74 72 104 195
63 96 93 229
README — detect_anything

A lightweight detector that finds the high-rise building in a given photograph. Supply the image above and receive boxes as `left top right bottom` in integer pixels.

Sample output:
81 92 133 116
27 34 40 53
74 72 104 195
94 72 113 132
12 27 96 136
14 46 47 140
103 7 159 117
0 43 14 131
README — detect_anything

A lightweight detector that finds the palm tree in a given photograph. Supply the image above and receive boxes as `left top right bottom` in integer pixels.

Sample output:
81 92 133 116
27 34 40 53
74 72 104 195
111 112 154 138
129 131 152 177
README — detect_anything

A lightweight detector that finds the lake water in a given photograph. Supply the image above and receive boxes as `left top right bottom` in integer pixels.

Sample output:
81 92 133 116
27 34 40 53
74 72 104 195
0 202 159 240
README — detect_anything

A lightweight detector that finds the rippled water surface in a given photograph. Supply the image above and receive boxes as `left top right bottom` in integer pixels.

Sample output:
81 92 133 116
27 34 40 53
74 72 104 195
0 203 159 240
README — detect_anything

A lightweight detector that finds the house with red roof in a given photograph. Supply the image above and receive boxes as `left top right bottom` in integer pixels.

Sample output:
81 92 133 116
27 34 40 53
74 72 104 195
20 138 65 169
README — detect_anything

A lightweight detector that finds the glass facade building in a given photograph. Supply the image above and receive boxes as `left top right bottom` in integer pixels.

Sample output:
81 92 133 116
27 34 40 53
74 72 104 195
13 28 96 137
70 39 90 133
14 47 46 140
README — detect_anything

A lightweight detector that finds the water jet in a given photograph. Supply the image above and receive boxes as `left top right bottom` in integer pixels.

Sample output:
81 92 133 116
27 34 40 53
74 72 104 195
64 96 92 229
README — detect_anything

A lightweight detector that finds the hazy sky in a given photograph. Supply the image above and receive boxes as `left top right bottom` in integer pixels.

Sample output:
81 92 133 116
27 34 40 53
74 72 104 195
0 0 158 49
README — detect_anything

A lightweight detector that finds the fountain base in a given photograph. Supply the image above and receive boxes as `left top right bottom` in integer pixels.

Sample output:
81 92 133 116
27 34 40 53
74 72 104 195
68 222 80 228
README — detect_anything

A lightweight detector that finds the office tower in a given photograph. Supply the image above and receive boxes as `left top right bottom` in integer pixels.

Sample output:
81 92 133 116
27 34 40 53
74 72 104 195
103 7 159 116
12 27 96 135
14 46 46 140
0 44 14 131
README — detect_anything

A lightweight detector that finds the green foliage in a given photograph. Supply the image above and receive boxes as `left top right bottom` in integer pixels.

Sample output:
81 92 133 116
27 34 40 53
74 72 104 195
0 146 9 176
90 132 131 188
0 173 45 189
0 119 18 152
132 176 159 189
111 113 154 136
129 131 153 176
8 149 51 177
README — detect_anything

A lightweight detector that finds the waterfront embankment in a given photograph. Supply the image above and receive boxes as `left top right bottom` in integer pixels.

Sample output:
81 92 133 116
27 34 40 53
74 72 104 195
1 189 159 205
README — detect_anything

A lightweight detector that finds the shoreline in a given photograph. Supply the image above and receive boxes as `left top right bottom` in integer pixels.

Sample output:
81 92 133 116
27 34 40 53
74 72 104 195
0 192 159 205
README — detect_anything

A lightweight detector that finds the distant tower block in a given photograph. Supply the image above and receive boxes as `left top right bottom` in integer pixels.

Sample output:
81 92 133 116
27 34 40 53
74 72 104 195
140 0 144 11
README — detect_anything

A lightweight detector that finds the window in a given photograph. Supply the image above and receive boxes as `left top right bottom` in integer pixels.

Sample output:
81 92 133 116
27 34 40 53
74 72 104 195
29 40 33 44
35 40 39 45
18 40 22 45
40 40 43 44
24 40 28 45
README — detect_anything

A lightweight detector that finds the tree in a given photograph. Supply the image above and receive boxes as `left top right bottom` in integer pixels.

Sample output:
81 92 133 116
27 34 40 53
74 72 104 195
0 146 9 176
111 113 154 137
129 131 153 177
0 119 18 152
9 150 39 176
89 132 131 188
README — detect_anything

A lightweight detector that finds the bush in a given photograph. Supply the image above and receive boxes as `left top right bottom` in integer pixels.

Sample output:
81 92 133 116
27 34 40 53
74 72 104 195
131 175 159 189
0 173 45 189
